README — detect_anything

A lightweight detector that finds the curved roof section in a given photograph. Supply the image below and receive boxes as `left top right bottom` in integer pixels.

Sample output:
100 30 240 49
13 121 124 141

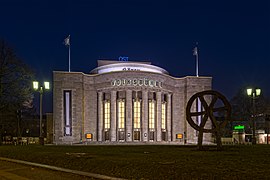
90 60 169 75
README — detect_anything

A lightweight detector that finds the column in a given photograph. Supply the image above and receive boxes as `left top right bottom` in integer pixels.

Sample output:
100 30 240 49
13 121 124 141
126 90 132 141
166 93 172 141
142 91 148 141
111 91 117 141
98 92 103 141
156 92 162 141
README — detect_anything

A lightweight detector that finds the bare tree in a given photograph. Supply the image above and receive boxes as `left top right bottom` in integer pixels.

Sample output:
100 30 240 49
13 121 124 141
0 39 34 142
230 87 269 132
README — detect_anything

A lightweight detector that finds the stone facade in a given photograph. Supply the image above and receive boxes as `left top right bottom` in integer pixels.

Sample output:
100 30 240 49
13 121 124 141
53 60 212 144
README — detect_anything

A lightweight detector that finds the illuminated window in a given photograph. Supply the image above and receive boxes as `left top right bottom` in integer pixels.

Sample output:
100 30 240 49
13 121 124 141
104 101 110 129
118 99 125 129
85 133 92 139
133 99 141 128
162 102 166 130
64 90 72 136
149 100 155 129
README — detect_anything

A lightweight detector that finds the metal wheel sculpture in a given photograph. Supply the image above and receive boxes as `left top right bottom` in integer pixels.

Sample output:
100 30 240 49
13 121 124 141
186 90 231 150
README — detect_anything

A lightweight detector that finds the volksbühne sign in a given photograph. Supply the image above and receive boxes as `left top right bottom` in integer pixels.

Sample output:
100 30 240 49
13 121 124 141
111 78 163 88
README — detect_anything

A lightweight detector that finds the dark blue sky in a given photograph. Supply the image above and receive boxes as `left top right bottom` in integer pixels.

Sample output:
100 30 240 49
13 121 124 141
1 0 269 113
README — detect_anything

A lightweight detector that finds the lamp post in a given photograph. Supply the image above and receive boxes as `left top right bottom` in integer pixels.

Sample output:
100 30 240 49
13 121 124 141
246 88 261 145
33 81 50 145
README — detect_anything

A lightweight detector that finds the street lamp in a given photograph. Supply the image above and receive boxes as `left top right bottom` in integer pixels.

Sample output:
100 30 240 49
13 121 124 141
246 87 261 145
33 81 50 145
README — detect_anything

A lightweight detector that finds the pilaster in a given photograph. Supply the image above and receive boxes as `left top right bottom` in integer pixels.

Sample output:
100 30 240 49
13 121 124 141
167 93 172 141
126 90 132 141
142 91 148 141
111 91 117 141
156 92 162 141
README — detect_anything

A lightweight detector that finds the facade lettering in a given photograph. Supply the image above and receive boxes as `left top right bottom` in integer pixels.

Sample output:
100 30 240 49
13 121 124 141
122 67 140 71
112 78 163 88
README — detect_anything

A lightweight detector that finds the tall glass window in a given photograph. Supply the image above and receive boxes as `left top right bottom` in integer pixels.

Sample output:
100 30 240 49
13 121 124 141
162 102 166 130
64 90 72 136
133 99 141 129
104 101 110 129
149 100 155 129
118 99 125 129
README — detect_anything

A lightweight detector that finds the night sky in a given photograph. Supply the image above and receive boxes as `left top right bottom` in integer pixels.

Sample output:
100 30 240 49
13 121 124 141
1 0 269 113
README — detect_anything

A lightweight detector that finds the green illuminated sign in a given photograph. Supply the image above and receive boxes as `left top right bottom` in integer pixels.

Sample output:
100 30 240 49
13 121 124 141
234 125 245 130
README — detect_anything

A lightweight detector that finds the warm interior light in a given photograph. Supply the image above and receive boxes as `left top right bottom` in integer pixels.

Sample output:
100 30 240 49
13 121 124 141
85 133 92 139
33 81 39 90
255 88 261 96
246 88 252 96
118 100 125 129
44 82 50 90
177 134 183 139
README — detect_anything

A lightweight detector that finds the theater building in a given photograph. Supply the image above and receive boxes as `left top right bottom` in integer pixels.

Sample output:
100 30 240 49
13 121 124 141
53 60 212 144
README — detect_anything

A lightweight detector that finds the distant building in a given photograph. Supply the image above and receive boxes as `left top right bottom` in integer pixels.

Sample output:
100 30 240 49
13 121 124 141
53 60 212 144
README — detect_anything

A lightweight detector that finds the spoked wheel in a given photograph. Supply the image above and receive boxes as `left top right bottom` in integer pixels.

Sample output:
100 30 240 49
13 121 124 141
186 90 231 150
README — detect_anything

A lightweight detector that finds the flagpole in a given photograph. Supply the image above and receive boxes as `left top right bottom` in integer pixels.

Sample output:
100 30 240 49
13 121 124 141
195 42 199 77
68 42 71 72
196 50 199 77
64 35 71 72
194 43 201 131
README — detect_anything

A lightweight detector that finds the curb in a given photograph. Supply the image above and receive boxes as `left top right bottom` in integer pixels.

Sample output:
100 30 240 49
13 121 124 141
0 157 126 180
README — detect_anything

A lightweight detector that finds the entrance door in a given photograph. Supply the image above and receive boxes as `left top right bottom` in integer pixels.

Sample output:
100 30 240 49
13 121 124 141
134 131 140 141
149 131 155 141
105 131 110 141
118 131 125 141
162 132 166 141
